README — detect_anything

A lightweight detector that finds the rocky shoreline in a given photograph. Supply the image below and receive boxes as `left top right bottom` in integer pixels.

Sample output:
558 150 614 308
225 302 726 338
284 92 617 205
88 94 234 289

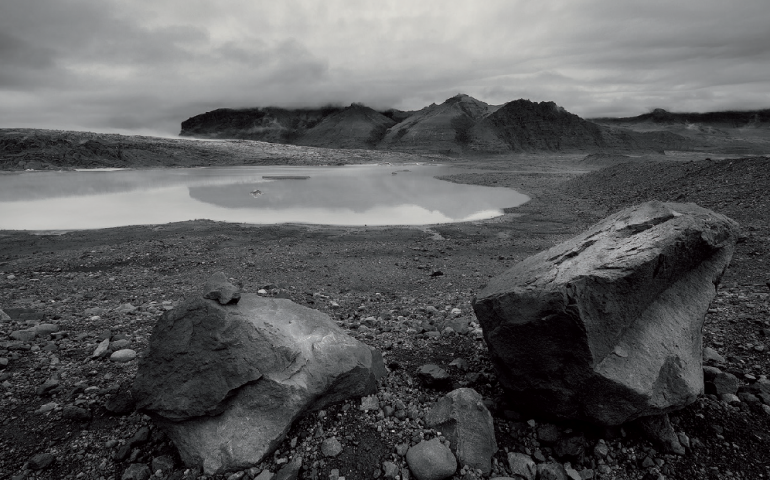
1 154 769 480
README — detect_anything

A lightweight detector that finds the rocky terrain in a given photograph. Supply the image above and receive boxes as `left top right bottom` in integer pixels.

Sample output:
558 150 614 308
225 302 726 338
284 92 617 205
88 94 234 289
1 148 770 480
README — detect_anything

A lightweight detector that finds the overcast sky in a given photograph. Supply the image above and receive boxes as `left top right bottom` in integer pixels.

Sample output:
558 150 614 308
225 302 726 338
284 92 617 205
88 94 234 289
2 0 769 136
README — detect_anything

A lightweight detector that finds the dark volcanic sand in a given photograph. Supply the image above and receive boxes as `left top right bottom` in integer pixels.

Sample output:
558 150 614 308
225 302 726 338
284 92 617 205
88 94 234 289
1 154 769 480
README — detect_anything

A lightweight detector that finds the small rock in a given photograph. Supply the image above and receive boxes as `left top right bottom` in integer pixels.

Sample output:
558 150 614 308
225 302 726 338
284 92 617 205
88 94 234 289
383 461 399 478
85 307 107 316
425 387 497 475
703 365 722 382
564 465 582 480
321 437 343 457
537 424 560 443
0 358 8 369
121 463 151 480
711 372 739 396
115 303 138 314
254 470 274 480
110 349 137 363
0 308 11 321
151 455 174 473
406 438 457 480
593 440 609 458
361 394 380 411
34 324 59 336
738 392 760 404
28 453 56 470
203 272 241 305
36 378 60 396
126 426 151 449
92 338 111 358
62 405 92 421
507 452 536 480
274 455 302 480
10 329 36 342
537 463 569 480
105 390 137 415
448 358 468 371
110 339 131 351
635 414 685 455
703 346 725 364
417 364 452 390
720 393 740 404
554 434 586 460
579 468 594 479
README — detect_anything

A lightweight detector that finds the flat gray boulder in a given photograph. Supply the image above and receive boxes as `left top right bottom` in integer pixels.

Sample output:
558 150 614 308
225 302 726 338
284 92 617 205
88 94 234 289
133 293 384 474
472 201 739 425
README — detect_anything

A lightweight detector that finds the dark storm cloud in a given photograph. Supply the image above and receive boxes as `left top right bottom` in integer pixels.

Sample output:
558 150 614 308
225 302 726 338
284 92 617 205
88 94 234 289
1 0 769 134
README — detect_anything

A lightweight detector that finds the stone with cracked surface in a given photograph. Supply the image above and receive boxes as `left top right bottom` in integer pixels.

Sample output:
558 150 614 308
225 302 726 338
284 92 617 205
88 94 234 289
133 293 383 474
473 201 740 425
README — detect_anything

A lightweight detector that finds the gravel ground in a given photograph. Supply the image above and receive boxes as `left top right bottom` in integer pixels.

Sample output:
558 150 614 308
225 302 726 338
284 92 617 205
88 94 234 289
1 154 769 480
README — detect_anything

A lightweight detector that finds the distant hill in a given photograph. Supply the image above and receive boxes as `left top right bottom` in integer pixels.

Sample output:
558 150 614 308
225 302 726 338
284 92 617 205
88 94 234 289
179 106 346 143
294 104 396 150
376 94 501 154
180 96 770 155
591 108 770 127
590 108 770 155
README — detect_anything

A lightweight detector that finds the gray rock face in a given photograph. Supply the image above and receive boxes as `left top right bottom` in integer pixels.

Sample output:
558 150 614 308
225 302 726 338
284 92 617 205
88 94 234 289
425 388 497 475
133 293 383 474
472 201 739 425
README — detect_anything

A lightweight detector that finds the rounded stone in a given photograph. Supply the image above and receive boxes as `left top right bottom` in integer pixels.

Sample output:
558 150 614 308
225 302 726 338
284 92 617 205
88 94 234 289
406 438 457 480
507 452 536 480
121 463 152 480
110 349 138 363
321 437 343 457
28 452 56 470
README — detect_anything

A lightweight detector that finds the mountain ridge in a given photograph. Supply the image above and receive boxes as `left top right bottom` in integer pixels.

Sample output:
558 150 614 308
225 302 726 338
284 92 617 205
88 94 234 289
179 96 770 155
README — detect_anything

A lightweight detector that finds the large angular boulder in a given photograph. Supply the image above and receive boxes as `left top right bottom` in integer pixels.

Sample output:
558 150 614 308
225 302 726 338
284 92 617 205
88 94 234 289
133 293 385 474
425 388 497 474
472 201 739 425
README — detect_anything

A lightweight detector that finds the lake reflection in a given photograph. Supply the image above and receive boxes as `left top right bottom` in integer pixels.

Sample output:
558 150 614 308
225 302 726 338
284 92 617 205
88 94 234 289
0 165 528 230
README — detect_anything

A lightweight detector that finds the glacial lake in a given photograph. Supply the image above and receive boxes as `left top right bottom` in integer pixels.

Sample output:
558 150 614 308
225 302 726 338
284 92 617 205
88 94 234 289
0 164 528 230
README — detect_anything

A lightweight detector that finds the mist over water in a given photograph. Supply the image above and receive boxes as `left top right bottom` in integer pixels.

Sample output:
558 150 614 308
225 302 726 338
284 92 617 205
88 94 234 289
0 165 528 230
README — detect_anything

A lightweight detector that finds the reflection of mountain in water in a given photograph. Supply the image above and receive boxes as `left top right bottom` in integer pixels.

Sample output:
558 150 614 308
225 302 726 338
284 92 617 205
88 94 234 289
0 169 272 202
187 173 526 219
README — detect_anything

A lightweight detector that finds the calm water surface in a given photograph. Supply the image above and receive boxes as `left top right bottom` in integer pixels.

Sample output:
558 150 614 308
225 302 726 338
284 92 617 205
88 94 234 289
0 165 528 230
